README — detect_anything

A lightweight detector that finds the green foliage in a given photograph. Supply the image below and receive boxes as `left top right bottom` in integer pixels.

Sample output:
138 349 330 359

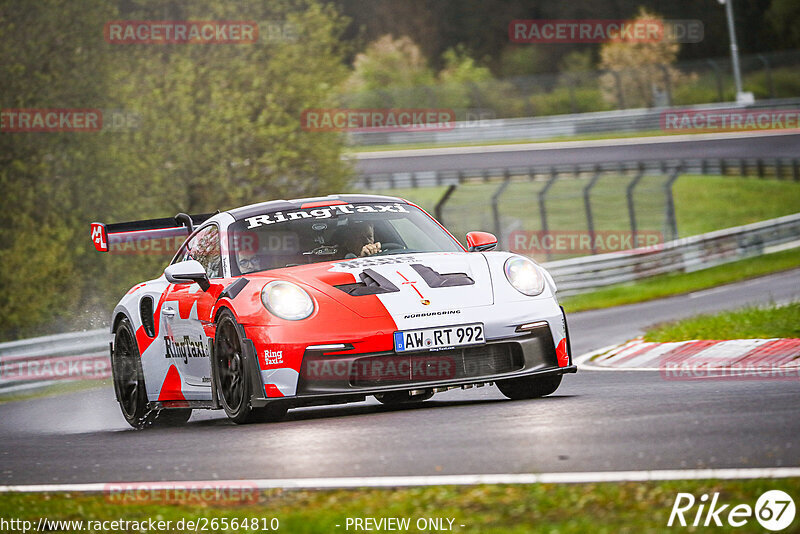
598 8 691 109
0 0 353 339
341 34 435 107
498 46 552 77
439 46 493 85
528 86 610 116
560 50 594 73
342 36 498 111
436 46 496 111
766 0 800 49
744 67 800 100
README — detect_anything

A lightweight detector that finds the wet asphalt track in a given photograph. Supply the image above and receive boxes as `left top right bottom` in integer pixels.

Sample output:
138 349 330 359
1 269 798 485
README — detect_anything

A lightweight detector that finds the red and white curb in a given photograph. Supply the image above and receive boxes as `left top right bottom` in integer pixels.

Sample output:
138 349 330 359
576 337 800 376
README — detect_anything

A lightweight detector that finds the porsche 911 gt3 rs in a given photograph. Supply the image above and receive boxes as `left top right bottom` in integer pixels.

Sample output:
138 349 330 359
92 194 575 427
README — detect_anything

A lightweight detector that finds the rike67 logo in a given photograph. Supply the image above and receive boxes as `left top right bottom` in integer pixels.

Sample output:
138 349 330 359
668 490 796 531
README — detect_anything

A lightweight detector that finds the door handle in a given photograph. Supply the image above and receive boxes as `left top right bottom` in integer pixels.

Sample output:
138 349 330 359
162 306 176 318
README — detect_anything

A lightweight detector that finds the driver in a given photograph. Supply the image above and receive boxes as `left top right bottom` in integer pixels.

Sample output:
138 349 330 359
340 221 381 258
237 248 262 273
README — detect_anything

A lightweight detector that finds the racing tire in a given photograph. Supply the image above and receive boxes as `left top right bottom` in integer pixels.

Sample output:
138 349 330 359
112 318 150 428
113 318 193 428
214 309 279 424
496 374 562 400
375 389 434 405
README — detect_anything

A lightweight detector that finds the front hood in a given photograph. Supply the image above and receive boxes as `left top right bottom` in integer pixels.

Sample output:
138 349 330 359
281 252 494 319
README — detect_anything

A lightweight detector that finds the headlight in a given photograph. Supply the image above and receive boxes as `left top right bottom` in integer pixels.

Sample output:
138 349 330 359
261 281 314 320
504 256 545 296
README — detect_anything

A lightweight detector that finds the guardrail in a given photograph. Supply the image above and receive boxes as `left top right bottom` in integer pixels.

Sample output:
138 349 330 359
1 213 798 393
0 330 109 394
348 97 800 147
545 212 800 296
354 157 800 190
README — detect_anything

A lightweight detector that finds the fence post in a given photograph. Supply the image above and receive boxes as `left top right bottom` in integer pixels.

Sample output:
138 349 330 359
424 86 437 108
658 64 672 107
756 54 775 99
538 168 559 261
706 59 724 102
664 165 683 242
626 163 646 246
491 170 512 248
600 70 626 109
378 89 393 108
567 74 577 114
583 165 603 254
611 70 625 109
435 183 458 225
469 81 484 110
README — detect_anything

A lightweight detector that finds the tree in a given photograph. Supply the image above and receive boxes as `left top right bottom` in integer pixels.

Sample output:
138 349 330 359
341 34 435 108
598 8 691 108
437 45 494 110
0 0 354 339
767 0 800 49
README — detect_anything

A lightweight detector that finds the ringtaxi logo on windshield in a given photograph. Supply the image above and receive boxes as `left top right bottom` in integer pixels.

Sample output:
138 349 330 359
668 490 796 531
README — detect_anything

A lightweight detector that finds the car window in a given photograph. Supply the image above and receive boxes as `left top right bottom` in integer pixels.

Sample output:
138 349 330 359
174 225 222 279
228 202 463 275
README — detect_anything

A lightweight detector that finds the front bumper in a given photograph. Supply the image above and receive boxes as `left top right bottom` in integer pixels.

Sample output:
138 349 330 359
295 321 572 396
246 302 574 407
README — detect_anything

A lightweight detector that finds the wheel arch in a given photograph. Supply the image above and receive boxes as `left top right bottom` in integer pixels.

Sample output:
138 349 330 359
213 304 236 323
112 311 133 334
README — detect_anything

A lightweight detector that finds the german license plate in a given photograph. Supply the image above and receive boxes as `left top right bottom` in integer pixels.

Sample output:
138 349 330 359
394 323 485 353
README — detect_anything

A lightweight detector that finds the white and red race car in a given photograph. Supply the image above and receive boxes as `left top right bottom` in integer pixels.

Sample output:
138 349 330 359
92 195 575 427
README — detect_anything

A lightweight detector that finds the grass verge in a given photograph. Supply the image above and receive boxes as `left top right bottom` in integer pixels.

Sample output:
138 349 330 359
1 479 798 533
561 247 800 313
0 379 110 405
644 302 800 342
673 175 800 237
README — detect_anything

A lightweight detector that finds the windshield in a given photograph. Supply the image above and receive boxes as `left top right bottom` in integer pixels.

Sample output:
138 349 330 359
228 202 463 275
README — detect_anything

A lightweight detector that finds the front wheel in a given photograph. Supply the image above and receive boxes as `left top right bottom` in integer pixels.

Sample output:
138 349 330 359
214 309 283 424
497 374 562 400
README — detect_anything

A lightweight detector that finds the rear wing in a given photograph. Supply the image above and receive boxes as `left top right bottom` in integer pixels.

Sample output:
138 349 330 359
90 212 214 253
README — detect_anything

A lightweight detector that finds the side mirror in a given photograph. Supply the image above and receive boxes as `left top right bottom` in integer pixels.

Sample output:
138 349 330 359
164 259 210 291
466 231 497 252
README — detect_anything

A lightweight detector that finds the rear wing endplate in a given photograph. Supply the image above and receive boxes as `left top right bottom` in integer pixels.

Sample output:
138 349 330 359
90 212 214 252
